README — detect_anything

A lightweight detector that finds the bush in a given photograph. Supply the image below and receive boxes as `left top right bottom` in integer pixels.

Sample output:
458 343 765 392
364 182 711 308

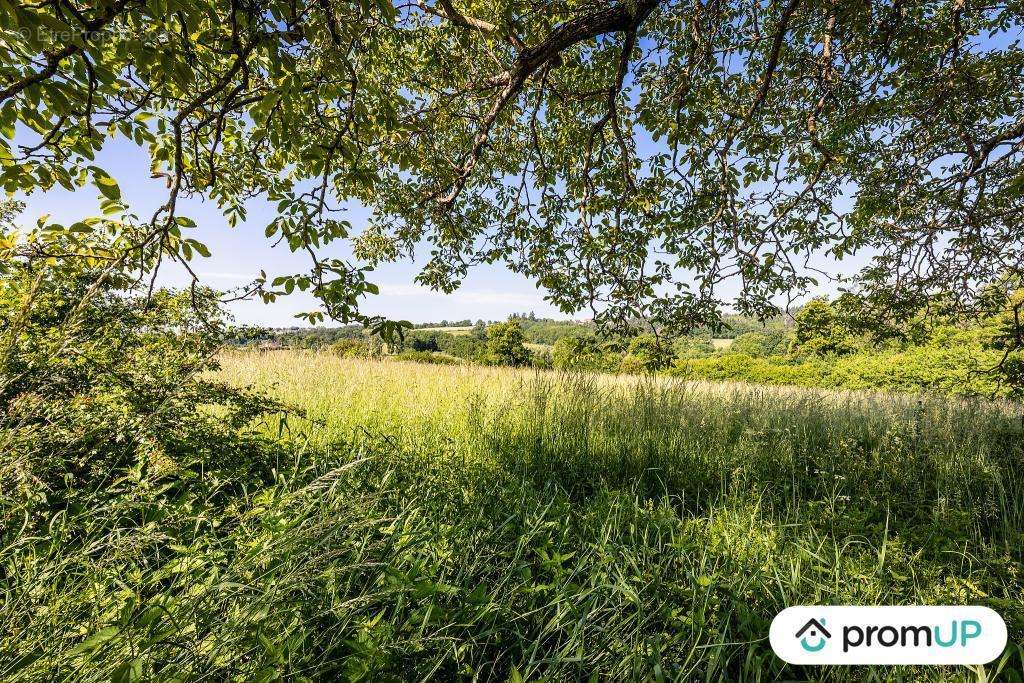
406 330 442 352
671 353 832 387
1 265 288 499
484 321 532 367
730 329 790 357
331 337 369 357
552 335 622 372
619 333 674 373
1 259 303 680
673 336 717 359
439 333 486 361
671 344 1011 398
791 297 861 357
393 349 463 365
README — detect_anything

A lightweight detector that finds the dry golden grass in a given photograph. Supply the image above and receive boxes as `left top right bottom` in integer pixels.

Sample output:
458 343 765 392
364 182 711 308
414 325 475 335
219 349 1018 413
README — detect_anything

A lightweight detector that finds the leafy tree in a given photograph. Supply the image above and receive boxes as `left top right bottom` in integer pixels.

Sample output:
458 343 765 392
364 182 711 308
620 334 673 373
790 299 859 358
331 337 368 357
730 330 790 358
517 318 594 345
224 325 273 346
552 334 621 373
2 1 1023 343
484 321 532 367
407 331 442 352
980 288 1024 398
673 337 716 360
444 334 486 361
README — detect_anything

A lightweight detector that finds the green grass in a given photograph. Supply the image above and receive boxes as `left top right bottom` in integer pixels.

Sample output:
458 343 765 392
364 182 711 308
416 325 475 335
215 352 1024 679
3 351 1023 680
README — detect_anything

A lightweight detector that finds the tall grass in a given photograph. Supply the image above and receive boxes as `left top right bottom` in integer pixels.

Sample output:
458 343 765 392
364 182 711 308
221 352 1024 541
3 351 1022 680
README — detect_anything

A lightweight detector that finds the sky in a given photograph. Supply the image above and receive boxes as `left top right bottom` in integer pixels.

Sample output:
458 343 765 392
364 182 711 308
16 136 570 327
13 89 864 330
14 132 858 327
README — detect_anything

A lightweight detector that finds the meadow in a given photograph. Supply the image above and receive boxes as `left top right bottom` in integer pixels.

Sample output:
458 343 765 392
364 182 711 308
4 348 1023 681
212 351 1024 680
415 326 476 336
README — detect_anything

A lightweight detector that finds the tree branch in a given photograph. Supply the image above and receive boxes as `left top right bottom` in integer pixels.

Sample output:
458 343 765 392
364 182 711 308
0 0 135 104
437 0 662 205
418 0 526 49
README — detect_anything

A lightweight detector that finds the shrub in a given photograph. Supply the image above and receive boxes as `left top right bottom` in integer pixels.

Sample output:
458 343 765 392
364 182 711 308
331 337 368 357
671 353 832 387
406 330 442 352
979 289 1024 398
619 333 674 373
791 297 860 357
671 344 1011 398
434 333 485 361
0 262 290 513
484 321 532 367
393 349 463 365
552 335 622 372
730 329 790 357
673 336 717 359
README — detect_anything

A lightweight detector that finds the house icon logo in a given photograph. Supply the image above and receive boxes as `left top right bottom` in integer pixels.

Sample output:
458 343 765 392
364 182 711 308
796 618 831 652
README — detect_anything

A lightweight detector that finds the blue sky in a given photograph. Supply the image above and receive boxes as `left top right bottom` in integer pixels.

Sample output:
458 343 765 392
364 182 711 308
14 109 864 329
15 132 857 327
17 137 569 326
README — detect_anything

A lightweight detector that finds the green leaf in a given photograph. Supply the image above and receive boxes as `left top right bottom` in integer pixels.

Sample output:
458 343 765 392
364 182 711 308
91 170 121 201
186 238 210 257
69 626 119 655
111 658 144 683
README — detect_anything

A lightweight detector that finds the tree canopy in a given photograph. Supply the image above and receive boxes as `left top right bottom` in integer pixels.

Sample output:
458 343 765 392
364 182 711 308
2 0 1023 337
484 320 532 366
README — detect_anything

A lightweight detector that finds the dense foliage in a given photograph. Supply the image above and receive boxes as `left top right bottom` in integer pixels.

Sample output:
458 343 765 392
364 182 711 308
2 1 1023 342
280 294 1024 399
5 4 1024 676
0 259 307 679
675 295 1024 399
481 321 531 367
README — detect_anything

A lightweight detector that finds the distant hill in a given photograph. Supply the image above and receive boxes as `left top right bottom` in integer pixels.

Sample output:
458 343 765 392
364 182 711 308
226 312 789 349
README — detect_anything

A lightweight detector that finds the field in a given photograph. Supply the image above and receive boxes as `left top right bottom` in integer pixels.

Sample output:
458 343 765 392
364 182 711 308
5 349 1023 681
416 325 475 335
209 351 1024 680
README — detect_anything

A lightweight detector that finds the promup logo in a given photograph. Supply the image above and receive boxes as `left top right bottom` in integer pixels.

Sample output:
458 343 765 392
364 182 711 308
795 618 831 653
770 606 1006 665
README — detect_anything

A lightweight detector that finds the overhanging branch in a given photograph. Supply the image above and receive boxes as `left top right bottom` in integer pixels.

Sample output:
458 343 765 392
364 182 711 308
437 0 662 206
